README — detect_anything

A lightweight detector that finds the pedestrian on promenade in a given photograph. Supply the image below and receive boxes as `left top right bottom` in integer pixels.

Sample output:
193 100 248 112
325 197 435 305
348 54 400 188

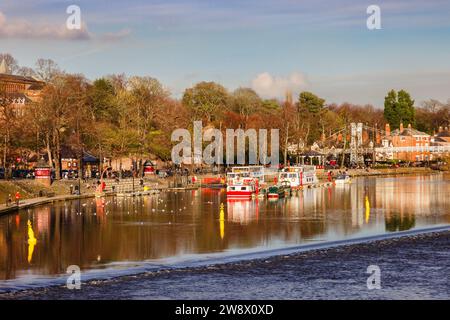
15 191 20 206
6 194 12 207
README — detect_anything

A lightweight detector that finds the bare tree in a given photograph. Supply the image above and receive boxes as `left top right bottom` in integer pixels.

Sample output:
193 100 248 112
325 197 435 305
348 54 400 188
34 59 61 82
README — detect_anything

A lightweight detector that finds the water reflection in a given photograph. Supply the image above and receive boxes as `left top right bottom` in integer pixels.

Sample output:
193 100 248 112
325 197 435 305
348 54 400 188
27 220 36 264
0 174 449 281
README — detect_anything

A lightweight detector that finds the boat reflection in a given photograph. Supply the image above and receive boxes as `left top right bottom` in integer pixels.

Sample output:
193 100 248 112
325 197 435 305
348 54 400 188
226 200 259 224
0 174 449 281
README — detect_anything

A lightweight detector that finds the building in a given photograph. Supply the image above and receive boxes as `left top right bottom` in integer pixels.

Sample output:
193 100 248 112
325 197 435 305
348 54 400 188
383 123 431 162
432 127 450 147
0 58 45 116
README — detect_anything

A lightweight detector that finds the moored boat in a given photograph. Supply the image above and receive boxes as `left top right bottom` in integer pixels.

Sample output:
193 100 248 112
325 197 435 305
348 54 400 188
201 177 226 189
278 166 319 189
335 174 352 184
226 177 260 200
267 185 286 199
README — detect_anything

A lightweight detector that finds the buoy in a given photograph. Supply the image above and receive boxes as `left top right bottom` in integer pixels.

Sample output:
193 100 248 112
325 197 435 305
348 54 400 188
219 203 225 239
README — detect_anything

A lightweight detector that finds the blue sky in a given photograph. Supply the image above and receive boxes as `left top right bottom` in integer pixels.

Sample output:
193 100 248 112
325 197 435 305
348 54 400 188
1 0 450 107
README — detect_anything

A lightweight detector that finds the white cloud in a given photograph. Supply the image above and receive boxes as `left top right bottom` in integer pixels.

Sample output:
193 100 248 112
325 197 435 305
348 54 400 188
0 10 90 40
251 71 308 98
99 28 132 42
0 11 130 41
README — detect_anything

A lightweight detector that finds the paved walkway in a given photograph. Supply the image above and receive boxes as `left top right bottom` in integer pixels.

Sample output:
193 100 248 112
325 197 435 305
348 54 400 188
0 193 95 216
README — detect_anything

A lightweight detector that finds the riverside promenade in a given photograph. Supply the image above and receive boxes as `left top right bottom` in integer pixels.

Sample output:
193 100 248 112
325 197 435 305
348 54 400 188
0 167 440 217
0 193 96 216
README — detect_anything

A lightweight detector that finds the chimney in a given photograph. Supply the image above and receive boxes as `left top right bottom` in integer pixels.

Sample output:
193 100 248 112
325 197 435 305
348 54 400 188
400 123 404 132
385 123 390 137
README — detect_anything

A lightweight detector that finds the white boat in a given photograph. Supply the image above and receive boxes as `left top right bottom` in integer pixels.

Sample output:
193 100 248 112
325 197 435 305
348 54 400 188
278 166 318 188
231 166 265 183
226 171 251 185
226 177 260 200
334 174 352 184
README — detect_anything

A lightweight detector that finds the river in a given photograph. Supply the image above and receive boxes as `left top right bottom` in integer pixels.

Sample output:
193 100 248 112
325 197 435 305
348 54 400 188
0 173 449 290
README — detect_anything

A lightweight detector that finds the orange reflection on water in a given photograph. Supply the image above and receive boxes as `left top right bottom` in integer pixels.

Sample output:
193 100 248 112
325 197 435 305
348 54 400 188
0 174 449 281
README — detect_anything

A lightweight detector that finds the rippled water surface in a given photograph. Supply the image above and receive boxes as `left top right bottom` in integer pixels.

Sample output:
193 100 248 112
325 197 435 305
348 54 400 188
1 174 449 283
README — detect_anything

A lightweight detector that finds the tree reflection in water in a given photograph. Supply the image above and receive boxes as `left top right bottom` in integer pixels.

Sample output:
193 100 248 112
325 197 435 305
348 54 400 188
0 174 449 281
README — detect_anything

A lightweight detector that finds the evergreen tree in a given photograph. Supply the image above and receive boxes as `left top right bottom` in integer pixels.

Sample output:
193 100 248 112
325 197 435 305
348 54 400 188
384 89 415 129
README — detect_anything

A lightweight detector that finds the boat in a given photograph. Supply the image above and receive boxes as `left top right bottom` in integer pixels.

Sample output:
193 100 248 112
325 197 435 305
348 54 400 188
226 177 260 200
201 177 226 189
278 166 319 189
231 166 265 183
280 180 292 197
267 185 286 199
226 171 251 185
334 174 352 184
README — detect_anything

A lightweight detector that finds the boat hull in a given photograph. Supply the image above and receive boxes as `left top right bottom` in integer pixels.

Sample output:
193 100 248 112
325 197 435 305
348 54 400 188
226 191 253 200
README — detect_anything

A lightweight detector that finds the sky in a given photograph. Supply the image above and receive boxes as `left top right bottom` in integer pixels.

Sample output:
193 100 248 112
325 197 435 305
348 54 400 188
1 0 450 107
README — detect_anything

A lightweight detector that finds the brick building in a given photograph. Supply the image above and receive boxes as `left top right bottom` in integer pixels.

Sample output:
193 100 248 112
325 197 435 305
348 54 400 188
383 123 431 162
432 127 450 147
0 59 45 116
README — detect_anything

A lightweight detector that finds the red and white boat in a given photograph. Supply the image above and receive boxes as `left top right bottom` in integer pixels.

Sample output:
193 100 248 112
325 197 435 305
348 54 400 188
278 166 319 189
226 177 260 200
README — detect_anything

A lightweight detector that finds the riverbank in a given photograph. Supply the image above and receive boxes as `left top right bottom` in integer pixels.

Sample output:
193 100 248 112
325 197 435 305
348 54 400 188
1 229 448 300
318 166 434 179
0 167 438 216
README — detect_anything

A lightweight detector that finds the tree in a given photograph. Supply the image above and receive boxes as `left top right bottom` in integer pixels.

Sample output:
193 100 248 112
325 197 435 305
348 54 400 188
182 82 229 123
416 99 449 134
34 58 61 82
0 53 19 74
34 74 90 179
296 91 326 146
0 85 16 177
384 89 415 129
88 78 118 123
127 76 169 175
299 91 325 114
17 67 37 78
230 87 262 127
261 99 281 112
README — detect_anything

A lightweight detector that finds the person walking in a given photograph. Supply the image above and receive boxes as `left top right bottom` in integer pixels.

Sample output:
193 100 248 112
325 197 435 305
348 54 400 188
6 194 12 207
15 191 20 206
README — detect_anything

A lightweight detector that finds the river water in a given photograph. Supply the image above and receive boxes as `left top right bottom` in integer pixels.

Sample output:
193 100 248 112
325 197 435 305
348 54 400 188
0 174 449 288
